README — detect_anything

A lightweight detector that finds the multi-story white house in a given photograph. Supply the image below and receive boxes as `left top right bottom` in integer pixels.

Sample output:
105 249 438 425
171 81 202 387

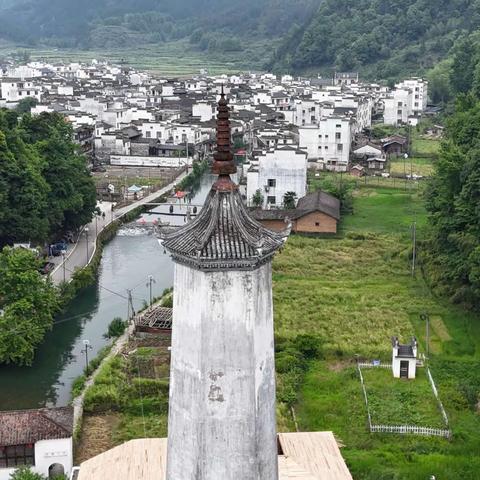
299 117 352 172
294 98 321 126
383 87 413 126
396 78 428 113
246 146 307 208
0 78 42 107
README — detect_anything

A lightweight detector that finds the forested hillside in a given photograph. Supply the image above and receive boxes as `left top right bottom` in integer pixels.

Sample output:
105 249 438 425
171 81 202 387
269 0 480 79
0 0 317 50
1 0 480 78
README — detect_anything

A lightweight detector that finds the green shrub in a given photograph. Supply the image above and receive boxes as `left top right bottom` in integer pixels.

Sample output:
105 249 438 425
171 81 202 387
71 374 86 399
84 383 122 412
104 317 127 339
87 345 113 373
9 467 46 480
132 377 169 396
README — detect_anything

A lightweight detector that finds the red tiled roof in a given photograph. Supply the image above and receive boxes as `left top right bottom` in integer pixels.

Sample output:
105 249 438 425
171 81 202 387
0 407 73 446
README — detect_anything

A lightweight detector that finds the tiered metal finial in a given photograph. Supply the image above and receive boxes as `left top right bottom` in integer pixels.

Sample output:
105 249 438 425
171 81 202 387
212 84 237 191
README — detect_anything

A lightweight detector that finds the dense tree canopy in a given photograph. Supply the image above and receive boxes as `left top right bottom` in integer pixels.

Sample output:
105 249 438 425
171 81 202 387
0 247 58 365
269 0 480 79
0 111 96 246
0 0 317 49
424 93 480 306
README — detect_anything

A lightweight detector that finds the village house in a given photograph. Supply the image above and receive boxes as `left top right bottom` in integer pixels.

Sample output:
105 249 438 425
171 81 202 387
0 407 73 480
246 145 307 209
299 116 353 172
382 135 408 157
251 190 341 234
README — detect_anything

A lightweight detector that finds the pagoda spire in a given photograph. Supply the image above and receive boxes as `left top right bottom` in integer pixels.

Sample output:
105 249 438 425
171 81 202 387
212 85 237 191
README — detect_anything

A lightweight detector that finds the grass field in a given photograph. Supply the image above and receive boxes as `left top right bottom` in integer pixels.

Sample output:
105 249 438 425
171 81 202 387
412 135 441 156
273 181 480 479
362 368 446 428
389 157 435 177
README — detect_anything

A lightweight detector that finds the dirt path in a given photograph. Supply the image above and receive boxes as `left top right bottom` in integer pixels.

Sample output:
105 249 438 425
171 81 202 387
74 413 122 464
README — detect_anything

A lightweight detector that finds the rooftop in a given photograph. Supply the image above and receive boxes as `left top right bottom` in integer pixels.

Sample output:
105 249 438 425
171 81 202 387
77 432 353 480
161 90 288 271
0 407 73 446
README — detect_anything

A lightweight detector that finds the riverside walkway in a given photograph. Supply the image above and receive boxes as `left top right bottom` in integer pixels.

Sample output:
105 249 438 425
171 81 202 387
50 170 187 285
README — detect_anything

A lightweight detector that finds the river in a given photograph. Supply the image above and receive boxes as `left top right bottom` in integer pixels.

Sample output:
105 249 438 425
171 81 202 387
0 174 216 410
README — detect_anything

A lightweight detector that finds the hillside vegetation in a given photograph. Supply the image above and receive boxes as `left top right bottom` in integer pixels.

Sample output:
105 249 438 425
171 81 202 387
0 0 317 50
269 0 480 79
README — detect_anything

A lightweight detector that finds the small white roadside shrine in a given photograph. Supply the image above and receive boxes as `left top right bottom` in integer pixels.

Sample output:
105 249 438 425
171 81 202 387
391 336 417 379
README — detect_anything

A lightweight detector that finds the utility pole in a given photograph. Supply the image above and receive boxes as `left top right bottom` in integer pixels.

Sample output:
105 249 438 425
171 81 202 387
146 275 156 306
420 313 430 363
411 221 417 277
85 227 90 264
126 289 135 324
62 252 66 283
81 339 93 374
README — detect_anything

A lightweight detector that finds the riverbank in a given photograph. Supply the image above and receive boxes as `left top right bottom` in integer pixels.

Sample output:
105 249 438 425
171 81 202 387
0 171 213 411
51 169 188 287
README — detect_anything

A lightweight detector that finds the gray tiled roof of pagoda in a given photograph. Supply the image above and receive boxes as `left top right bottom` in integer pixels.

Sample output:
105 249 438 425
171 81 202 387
161 90 289 271
161 187 288 271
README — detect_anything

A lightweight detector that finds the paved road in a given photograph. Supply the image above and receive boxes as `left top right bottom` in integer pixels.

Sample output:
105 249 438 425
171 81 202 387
50 170 187 286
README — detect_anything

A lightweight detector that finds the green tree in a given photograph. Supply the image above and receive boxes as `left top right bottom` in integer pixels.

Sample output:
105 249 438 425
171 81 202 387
0 247 58 365
16 97 38 114
283 191 297 209
9 467 46 480
19 112 97 234
424 99 480 306
252 189 264 208
0 125 49 246
450 37 477 95
104 317 127 339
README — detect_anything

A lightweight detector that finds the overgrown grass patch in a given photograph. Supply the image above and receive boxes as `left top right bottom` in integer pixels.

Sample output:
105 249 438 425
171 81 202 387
389 157 434 177
362 367 445 428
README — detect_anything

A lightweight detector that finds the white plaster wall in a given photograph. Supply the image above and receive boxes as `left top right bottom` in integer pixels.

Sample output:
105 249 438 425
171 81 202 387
255 149 307 208
299 119 351 171
0 438 72 480
392 357 417 379
167 263 278 480
110 155 190 168
192 103 215 122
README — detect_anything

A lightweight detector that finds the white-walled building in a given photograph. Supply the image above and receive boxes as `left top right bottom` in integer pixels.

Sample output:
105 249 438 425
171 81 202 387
299 117 352 172
0 407 73 480
246 146 308 208
391 337 418 379
383 87 413 126
396 78 428 113
384 78 428 126
0 79 42 107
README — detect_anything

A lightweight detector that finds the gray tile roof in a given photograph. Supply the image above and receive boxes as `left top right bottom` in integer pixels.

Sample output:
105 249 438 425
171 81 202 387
0 407 73 446
162 187 289 271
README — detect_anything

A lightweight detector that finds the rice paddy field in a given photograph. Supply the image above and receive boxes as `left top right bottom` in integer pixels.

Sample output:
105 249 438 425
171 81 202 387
0 39 275 76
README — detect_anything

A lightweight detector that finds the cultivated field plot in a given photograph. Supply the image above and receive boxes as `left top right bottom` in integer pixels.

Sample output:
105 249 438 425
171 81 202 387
0 39 276 76
362 368 446 428
389 157 434 177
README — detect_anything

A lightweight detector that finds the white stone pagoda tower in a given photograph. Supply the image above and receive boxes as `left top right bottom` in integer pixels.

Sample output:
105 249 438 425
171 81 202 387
162 90 289 480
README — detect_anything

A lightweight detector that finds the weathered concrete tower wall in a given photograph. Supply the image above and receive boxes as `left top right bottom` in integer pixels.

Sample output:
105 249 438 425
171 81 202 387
166 262 278 480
